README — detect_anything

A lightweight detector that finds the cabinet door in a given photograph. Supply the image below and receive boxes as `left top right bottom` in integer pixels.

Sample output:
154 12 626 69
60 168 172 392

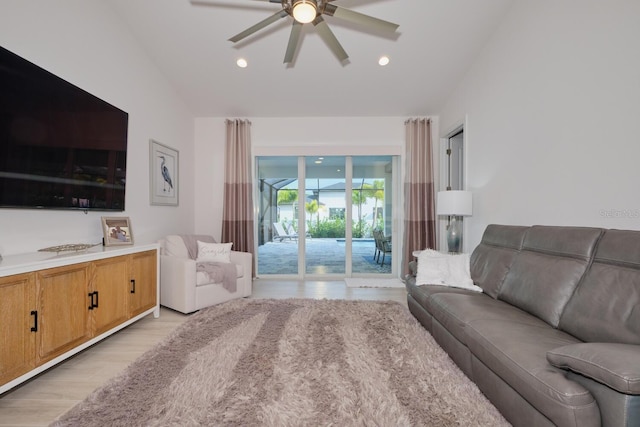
91 256 130 336
35 264 91 364
129 250 157 317
0 274 36 384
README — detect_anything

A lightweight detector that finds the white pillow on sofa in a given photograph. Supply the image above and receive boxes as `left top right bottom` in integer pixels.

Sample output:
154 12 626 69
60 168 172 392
196 241 233 263
416 249 482 292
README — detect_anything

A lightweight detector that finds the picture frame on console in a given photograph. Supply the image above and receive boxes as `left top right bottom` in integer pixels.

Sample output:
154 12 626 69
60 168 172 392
149 139 179 206
102 216 134 246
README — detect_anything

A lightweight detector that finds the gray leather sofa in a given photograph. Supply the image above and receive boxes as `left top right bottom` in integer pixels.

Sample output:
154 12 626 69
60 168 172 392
406 224 640 427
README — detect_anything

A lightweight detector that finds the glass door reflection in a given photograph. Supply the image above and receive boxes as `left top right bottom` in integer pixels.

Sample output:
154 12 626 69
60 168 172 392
305 156 346 275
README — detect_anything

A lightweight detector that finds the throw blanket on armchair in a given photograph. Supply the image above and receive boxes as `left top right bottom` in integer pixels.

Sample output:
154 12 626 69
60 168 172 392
180 235 238 293
195 262 237 293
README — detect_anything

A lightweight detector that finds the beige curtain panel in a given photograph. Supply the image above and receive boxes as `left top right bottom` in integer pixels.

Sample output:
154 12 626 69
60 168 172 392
222 119 255 273
402 118 436 276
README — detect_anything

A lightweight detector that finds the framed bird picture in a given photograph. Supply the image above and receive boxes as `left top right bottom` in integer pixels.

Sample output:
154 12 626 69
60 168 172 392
149 139 179 206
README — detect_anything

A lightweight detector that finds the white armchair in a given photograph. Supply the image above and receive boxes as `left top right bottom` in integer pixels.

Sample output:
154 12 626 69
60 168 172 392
159 235 252 314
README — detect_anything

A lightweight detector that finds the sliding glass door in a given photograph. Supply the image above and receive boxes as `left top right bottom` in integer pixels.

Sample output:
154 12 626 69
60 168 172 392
351 156 394 274
305 156 346 275
256 155 396 278
256 156 299 275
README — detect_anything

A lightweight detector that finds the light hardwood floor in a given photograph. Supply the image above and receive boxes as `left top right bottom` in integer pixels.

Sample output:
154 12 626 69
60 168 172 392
0 279 407 426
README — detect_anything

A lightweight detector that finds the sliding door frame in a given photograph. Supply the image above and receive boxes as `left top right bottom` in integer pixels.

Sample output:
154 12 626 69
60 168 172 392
254 147 403 280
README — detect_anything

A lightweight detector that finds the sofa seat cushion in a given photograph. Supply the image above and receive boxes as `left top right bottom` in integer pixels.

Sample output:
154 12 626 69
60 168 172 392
196 263 244 287
407 283 479 309
429 292 549 345
465 319 599 426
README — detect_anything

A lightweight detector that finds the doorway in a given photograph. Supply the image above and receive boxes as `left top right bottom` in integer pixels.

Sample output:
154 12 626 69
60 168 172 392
444 128 464 191
256 155 396 278
439 126 466 250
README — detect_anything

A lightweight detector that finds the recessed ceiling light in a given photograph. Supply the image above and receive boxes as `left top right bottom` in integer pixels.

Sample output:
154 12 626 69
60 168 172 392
315 160 322 164
378 56 390 66
236 58 248 68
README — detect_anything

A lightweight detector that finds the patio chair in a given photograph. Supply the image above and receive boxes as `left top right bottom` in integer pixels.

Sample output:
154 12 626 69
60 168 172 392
273 223 296 241
374 229 392 265
373 229 382 260
287 224 311 240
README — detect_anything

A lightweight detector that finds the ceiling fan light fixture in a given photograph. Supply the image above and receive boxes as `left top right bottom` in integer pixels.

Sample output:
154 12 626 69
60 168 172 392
292 0 317 24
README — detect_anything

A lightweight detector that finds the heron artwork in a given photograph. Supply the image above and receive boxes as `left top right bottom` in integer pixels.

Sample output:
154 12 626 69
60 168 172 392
159 155 173 192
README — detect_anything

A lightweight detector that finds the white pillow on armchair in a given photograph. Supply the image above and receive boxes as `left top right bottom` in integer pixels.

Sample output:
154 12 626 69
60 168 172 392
196 241 233 263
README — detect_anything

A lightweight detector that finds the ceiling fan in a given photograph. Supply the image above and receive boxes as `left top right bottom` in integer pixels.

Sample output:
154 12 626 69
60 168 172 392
195 0 399 65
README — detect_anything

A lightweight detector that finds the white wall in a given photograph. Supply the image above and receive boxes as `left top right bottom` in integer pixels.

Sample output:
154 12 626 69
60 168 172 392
440 0 640 249
193 117 440 242
0 0 195 255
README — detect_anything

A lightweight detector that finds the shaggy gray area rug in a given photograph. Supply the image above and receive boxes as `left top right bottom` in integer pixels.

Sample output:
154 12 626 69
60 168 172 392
52 299 510 426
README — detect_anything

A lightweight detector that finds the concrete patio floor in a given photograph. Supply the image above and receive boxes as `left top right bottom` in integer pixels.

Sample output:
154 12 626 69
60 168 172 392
257 238 392 276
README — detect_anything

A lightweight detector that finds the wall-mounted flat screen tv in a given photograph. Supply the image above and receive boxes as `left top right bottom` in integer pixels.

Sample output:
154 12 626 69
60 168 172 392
0 45 128 211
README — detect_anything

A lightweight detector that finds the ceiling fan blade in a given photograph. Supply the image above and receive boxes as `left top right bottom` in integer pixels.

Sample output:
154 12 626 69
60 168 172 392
313 16 348 63
190 0 275 11
284 21 303 64
228 9 289 43
323 4 399 33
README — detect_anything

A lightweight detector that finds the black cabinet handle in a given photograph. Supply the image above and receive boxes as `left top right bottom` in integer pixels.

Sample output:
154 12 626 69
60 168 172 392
88 291 99 309
30 310 38 332
130 279 136 294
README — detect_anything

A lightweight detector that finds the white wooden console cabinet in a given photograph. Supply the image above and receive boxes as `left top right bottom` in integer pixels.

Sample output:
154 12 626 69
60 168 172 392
0 243 160 394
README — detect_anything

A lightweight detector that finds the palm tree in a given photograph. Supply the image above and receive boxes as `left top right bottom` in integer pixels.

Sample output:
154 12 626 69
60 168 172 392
277 189 298 227
352 186 367 223
277 189 298 205
305 199 319 232
368 180 385 230
352 181 368 237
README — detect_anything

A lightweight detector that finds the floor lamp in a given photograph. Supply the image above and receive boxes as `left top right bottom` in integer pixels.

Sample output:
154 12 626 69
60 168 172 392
437 190 473 253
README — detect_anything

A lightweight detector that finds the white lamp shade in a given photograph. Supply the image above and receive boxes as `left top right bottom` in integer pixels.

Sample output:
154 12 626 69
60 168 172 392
437 191 473 216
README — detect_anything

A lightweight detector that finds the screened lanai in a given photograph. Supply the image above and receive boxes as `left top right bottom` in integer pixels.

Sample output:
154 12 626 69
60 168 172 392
256 156 396 277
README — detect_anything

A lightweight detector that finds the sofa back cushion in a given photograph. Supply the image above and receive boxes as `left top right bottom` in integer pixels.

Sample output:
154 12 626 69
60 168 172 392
470 224 529 298
163 235 190 258
162 234 217 259
498 226 603 327
559 229 640 344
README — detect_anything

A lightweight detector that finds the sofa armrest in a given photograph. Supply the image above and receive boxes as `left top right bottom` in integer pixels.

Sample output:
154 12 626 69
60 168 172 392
547 343 640 394
408 260 418 277
229 250 253 297
160 255 197 312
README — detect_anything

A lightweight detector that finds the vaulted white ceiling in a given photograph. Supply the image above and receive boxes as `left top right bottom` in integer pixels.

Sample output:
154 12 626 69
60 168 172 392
108 0 513 117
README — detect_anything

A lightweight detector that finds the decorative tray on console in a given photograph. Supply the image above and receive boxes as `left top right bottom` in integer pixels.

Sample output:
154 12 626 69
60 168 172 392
38 243 101 254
